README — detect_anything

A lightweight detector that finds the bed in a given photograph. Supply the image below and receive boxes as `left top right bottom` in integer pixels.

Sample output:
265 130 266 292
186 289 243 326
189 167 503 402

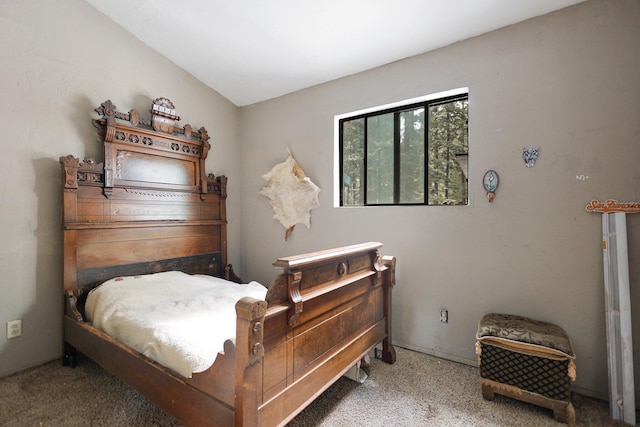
60 97 397 426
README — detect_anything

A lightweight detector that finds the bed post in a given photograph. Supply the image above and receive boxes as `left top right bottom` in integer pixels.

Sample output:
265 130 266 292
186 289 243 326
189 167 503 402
199 129 210 198
60 155 79 297
234 297 267 426
380 255 397 364
218 175 228 268
60 155 79 219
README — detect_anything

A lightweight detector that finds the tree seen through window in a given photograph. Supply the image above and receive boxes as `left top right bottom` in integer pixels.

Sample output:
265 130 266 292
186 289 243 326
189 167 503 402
340 94 468 206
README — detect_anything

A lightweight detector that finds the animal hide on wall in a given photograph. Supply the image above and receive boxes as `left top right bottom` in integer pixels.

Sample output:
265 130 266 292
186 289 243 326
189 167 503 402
259 150 320 240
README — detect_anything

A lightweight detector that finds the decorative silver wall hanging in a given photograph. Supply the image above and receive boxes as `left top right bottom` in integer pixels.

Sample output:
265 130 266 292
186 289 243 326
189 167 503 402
523 147 540 168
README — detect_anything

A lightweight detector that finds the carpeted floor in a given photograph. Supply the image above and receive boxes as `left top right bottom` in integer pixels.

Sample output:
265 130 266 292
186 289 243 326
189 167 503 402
0 347 626 426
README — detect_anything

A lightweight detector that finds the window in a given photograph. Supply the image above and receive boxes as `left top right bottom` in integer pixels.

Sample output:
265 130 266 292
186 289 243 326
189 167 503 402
338 91 468 206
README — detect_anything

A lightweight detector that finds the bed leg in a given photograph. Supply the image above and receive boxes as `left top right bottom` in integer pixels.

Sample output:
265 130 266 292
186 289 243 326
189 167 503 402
379 338 397 364
381 255 397 365
63 343 77 368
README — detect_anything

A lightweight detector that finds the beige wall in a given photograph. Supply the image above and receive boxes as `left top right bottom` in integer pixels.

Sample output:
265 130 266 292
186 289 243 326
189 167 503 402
239 0 640 399
0 0 240 376
1 0 639 403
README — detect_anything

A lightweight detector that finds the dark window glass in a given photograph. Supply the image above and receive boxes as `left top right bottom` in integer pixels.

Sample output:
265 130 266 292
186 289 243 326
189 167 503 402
340 94 468 206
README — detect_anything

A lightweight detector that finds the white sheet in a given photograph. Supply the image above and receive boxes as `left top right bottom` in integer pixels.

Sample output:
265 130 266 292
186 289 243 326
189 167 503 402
84 271 267 378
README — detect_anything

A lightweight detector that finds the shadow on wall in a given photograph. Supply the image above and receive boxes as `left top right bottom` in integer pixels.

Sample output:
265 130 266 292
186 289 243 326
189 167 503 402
32 156 65 356
0 157 66 376
69 94 106 161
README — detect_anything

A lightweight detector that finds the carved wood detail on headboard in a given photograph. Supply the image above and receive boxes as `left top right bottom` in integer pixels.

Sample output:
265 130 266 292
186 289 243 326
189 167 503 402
91 98 213 199
60 97 229 294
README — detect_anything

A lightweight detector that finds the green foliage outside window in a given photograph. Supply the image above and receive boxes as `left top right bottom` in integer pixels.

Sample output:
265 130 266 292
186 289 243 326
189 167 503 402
340 94 468 206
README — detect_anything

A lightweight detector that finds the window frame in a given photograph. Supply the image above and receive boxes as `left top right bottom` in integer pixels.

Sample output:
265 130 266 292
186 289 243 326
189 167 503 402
336 89 469 207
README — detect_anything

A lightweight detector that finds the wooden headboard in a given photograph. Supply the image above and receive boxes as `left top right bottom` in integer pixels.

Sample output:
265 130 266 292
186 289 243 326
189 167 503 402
60 98 228 296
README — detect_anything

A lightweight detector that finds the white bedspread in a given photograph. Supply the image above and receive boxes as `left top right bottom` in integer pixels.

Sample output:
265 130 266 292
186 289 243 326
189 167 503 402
84 271 267 378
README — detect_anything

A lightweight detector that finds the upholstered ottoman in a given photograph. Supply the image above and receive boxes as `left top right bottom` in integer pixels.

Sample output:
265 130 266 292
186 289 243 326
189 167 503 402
476 313 576 425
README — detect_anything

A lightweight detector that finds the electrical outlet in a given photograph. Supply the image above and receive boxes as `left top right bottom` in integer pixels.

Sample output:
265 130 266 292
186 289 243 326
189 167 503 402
7 319 22 339
440 309 448 324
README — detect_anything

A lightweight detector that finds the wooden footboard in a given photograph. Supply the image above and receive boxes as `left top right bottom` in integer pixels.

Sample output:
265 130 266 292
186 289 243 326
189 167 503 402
237 242 396 426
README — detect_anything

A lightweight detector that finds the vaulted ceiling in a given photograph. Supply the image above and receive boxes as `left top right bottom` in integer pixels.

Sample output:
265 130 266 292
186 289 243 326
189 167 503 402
86 0 586 106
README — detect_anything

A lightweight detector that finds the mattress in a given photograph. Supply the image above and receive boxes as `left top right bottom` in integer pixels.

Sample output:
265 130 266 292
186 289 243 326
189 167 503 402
84 271 267 378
